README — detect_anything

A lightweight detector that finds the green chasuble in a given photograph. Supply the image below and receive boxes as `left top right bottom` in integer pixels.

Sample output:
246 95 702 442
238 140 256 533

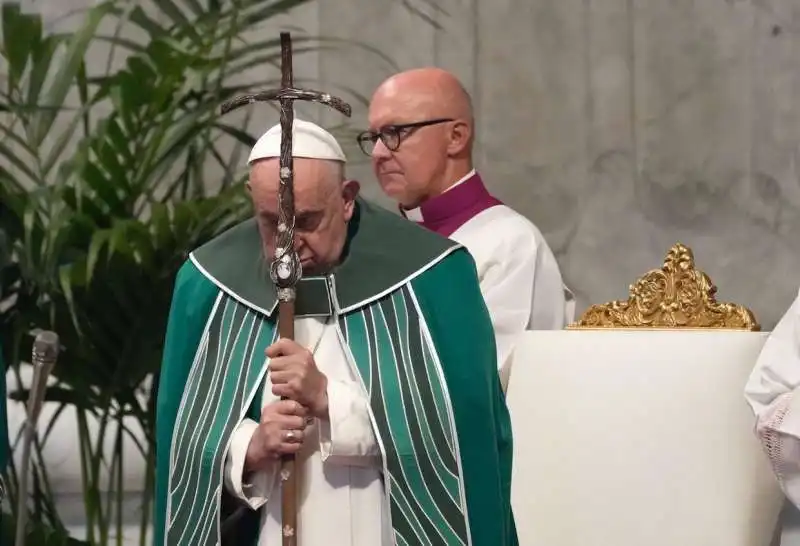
154 198 517 546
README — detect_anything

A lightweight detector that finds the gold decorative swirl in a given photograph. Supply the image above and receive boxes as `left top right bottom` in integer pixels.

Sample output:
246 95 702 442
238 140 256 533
570 243 759 330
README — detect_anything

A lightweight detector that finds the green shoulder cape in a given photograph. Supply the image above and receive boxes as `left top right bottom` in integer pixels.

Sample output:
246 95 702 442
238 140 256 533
154 198 517 546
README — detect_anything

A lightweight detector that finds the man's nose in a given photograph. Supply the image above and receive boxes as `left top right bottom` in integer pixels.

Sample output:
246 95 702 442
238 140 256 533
371 138 391 160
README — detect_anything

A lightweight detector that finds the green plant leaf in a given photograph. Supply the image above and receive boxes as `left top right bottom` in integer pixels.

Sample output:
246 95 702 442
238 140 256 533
92 34 145 53
30 1 115 147
26 34 63 111
1 3 38 88
85 230 111 284
0 138 38 184
40 100 96 179
127 5 168 38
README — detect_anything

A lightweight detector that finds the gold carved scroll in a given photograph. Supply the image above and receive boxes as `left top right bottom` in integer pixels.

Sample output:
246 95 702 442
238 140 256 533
570 243 759 331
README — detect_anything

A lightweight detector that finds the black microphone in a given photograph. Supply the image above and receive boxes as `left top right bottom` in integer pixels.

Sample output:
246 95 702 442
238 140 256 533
15 331 59 546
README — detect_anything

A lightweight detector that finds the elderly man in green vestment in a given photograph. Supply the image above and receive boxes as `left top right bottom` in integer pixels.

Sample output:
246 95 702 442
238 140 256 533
154 119 517 546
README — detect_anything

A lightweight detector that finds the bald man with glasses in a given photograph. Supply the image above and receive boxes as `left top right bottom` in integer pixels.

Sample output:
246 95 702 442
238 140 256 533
359 67 574 388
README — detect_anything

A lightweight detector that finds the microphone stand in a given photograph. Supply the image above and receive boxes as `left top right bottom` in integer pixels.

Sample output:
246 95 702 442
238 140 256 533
14 331 59 546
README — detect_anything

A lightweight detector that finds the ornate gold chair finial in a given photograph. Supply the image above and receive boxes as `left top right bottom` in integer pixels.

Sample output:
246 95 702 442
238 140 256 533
571 243 759 330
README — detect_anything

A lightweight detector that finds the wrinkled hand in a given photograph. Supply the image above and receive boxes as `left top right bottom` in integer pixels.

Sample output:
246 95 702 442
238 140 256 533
245 399 310 471
266 338 329 419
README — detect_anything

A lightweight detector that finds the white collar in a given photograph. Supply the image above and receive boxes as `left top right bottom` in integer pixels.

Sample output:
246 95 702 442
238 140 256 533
403 169 477 222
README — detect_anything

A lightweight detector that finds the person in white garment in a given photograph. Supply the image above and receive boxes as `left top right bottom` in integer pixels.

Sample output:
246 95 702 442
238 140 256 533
153 119 518 546
359 67 575 384
745 289 800 509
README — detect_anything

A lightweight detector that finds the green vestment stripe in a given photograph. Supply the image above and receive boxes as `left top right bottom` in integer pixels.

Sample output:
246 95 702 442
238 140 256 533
167 295 277 546
339 286 470 546
394 288 457 475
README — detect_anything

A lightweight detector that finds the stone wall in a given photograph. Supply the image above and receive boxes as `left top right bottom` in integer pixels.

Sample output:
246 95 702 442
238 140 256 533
10 0 800 327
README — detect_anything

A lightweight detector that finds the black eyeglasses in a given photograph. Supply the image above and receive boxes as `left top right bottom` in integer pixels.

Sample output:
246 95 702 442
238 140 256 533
356 118 454 155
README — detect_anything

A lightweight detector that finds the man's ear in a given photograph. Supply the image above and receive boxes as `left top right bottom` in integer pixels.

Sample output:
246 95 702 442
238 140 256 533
446 120 472 156
342 179 361 219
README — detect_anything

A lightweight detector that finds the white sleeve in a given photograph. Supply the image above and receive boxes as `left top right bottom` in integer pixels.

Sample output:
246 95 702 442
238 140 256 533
529 240 574 328
318 379 380 467
478 225 568 376
744 288 800 507
479 243 536 377
223 418 278 509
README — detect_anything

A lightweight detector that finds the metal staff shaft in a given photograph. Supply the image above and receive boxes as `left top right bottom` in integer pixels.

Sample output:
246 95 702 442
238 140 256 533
220 31 351 546
276 34 299 545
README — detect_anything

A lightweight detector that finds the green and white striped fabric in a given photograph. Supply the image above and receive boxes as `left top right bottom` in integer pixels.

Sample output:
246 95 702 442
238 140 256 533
167 286 470 546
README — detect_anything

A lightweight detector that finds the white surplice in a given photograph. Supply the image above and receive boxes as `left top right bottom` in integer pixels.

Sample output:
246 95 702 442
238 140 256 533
451 204 573 366
450 204 574 330
450 206 573 389
223 316 391 545
403 169 575 382
744 287 800 508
